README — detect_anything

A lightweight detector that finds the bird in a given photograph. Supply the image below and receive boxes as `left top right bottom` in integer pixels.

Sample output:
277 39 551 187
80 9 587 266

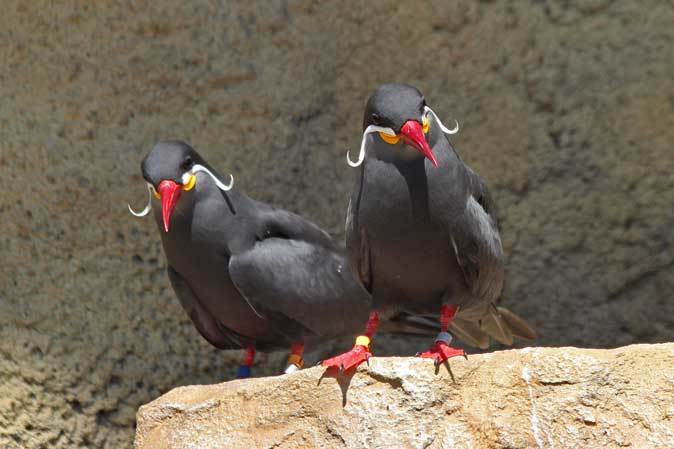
322 83 536 371
129 140 441 378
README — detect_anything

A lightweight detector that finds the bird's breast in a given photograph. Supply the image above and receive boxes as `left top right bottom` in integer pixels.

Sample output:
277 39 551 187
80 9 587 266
351 158 468 309
158 200 277 340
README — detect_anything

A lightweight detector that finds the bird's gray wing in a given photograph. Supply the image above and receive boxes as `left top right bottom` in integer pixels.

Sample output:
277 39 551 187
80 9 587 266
445 168 516 345
450 168 505 303
256 207 336 249
345 170 373 293
229 237 371 342
454 169 537 344
166 266 241 350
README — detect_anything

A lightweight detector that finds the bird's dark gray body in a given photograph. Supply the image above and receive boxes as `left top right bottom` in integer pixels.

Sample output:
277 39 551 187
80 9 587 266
323 84 532 370
347 103 505 326
143 142 373 352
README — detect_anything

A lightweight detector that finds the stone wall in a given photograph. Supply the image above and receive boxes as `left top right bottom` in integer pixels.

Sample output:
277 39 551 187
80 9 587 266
1 1 672 448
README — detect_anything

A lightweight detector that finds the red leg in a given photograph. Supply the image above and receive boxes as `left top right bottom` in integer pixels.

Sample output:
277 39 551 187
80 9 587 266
418 305 465 365
322 311 379 372
284 342 305 374
236 346 255 379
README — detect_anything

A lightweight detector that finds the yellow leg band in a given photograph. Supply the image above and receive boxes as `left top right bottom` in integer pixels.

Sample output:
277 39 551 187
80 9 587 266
355 335 371 348
286 354 304 368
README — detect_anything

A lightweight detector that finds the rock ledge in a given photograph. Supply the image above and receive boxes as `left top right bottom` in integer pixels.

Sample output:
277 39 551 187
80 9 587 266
135 344 674 449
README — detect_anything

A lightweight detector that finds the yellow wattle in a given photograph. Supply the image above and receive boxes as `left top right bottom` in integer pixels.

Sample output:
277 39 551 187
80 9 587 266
152 186 161 199
422 116 430 134
379 131 401 145
182 174 196 191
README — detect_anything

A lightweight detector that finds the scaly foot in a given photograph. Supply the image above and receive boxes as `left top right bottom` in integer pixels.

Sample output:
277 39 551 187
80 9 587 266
418 341 465 366
322 345 371 372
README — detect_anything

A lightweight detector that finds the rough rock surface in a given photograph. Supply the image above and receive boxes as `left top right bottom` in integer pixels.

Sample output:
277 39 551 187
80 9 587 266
135 344 674 449
1 1 673 448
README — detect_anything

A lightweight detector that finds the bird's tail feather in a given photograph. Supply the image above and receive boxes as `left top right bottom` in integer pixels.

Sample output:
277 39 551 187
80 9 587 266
379 305 536 349
495 306 538 341
379 313 492 349
448 318 490 349
451 304 537 349
479 305 514 346
378 313 440 337
474 304 537 347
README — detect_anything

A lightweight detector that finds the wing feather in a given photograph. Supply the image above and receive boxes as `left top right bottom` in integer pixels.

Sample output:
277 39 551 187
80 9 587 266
449 168 505 303
167 266 240 350
229 238 370 341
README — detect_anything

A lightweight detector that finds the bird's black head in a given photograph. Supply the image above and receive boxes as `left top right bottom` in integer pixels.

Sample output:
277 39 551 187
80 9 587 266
363 84 426 131
131 140 234 232
360 83 437 167
141 141 201 188
140 141 203 233
140 141 203 232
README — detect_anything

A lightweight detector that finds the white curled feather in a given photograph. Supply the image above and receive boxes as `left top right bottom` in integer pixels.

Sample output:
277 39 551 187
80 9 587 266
424 106 459 135
347 124 397 168
128 183 154 217
191 164 234 191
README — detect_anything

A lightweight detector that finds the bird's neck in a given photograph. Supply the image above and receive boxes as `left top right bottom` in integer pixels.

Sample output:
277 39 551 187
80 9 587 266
369 140 423 165
398 159 432 222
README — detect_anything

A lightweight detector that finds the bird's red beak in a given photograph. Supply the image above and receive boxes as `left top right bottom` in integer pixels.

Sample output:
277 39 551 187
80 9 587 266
400 120 438 167
158 179 182 232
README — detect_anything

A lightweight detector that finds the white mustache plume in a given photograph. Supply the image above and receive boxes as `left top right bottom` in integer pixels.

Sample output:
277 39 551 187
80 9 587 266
346 107 460 168
347 125 397 168
424 106 459 135
190 164 234 191
127 165 234 217
127 183 154 217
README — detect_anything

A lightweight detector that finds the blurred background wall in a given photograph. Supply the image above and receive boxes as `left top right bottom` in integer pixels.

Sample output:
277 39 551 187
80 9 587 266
1 1 672 447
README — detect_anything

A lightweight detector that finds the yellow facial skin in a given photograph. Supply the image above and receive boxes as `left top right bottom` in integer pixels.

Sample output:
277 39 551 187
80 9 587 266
378 131 401 144
182 173 196 191
378 115 430 145
151 173 196 199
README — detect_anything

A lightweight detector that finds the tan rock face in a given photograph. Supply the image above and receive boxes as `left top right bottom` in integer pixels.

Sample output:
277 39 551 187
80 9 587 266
1 1 673 448
135 344 674 449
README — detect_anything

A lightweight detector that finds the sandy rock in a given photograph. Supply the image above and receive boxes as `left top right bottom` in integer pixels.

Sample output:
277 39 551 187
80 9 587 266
135 344 674 449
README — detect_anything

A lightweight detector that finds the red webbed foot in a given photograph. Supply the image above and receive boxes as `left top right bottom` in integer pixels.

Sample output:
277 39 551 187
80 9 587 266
322 336 372 372
418 332 466 366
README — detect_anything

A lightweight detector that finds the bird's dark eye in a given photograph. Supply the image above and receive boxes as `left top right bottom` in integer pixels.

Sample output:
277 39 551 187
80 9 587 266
181 156 193 170
371 113 381 125
419 98 427 113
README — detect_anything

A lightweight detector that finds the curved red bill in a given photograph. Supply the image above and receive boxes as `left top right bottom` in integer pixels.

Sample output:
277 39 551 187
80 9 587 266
158 179 182 232
400 120 438 167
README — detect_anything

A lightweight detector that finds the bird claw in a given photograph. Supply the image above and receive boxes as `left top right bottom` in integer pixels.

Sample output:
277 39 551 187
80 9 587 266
322 345 371 372
418 341 465 365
